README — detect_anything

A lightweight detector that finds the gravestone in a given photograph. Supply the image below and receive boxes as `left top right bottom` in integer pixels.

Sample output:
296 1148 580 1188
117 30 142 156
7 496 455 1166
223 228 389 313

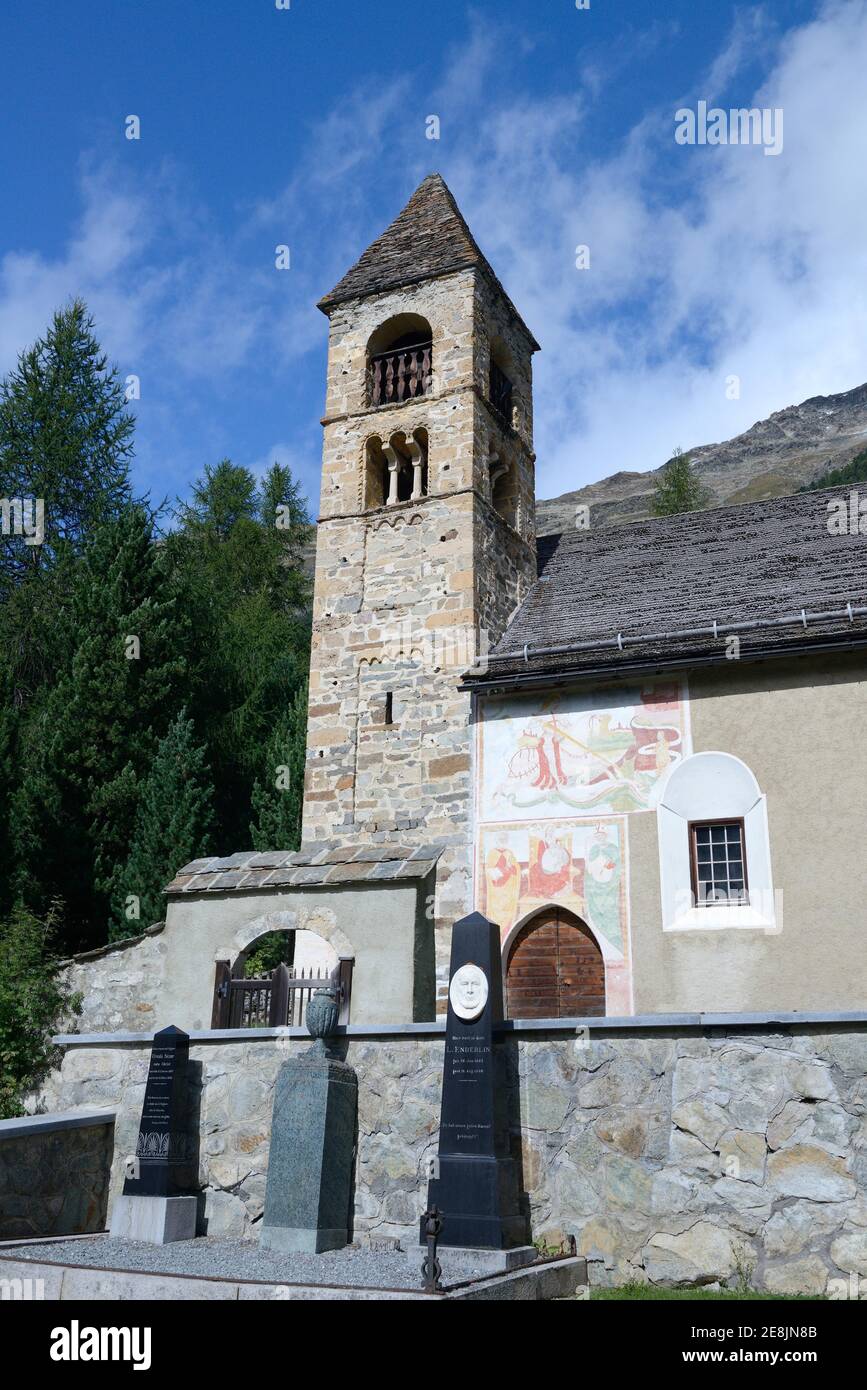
259 989 358 1254
109 1025 198 1243
416 911 532 1276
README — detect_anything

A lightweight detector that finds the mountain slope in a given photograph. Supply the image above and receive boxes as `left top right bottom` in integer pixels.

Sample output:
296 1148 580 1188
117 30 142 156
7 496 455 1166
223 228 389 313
536 380 867 535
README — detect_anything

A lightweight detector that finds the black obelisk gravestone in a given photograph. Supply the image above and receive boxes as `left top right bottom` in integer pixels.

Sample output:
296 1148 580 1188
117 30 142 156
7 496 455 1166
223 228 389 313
110 1025 199 1243
418 912 531 1272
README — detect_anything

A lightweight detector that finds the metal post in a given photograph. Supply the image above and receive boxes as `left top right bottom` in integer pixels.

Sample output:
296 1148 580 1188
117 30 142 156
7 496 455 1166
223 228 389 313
421 1205 443 1293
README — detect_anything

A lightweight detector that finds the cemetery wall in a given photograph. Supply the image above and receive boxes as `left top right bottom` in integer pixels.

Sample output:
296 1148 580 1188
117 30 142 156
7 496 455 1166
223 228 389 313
34 1020 867 1293
58 926 167 1034
0 1112 114 1240
57 879 434 1035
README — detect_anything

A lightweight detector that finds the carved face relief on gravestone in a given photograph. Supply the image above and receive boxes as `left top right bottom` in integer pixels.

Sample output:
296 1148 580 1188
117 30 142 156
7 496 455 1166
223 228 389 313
449 962 488 1021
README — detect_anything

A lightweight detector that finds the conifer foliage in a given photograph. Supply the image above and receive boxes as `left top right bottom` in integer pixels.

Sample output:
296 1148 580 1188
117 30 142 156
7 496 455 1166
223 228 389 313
0 303 311 957
109 710 215 940
651 447 710 517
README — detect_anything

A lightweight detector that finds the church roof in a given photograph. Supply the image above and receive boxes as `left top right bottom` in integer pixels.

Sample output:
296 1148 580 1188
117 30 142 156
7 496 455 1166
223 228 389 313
465 487 867 689
318 173 539 346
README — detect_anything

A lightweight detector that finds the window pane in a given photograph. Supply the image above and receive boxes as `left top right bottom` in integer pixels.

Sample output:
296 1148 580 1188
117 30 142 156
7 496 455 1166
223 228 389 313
692 821 748 907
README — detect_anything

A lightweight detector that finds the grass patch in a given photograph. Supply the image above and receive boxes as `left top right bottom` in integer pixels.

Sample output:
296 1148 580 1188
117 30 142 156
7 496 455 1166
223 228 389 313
593 1283 822 1301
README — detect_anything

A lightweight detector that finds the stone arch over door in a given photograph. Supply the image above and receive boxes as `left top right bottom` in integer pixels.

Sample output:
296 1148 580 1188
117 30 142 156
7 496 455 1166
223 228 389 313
215 908 354 973
504 906 606 1019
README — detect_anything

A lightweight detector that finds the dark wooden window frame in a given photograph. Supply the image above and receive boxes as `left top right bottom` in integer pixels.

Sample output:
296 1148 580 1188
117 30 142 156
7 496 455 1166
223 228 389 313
688 817 750 907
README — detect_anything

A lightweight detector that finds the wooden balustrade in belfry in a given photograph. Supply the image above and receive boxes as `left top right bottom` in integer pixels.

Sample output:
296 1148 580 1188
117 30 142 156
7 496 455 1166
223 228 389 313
369 342 432 407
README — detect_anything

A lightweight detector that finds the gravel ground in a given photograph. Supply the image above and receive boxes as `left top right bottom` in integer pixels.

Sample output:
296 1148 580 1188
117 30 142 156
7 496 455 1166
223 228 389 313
4 1236 452 1290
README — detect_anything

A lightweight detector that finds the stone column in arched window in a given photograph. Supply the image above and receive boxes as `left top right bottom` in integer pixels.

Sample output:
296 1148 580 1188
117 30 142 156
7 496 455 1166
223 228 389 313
406 434 425 500
383 442 400 506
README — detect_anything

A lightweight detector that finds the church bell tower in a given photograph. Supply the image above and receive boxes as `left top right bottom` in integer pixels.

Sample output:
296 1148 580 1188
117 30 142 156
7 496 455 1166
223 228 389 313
303 174 538 977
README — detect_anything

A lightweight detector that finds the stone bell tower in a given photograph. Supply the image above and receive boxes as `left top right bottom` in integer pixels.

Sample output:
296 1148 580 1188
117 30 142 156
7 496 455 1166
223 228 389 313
303 174 538 985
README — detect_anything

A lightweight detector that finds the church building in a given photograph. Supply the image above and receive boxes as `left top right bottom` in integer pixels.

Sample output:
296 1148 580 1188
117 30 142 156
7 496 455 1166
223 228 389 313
105 174 867 1030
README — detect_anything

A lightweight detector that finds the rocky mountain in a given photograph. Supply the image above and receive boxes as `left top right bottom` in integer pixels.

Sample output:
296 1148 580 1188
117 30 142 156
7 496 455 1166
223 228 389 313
536 380 867 535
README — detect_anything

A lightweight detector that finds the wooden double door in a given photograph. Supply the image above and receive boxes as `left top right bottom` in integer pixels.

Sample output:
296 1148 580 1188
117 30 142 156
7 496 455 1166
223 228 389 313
505 907 606 1019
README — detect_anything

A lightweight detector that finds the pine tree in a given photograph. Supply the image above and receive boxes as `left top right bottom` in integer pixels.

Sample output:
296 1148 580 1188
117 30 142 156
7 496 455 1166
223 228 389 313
800 446 867 492
109 710 215 940
249 683 308 852
0 299 133 586
0 301 136 712
11 505 187 950
168 459 311 848
651 447 710 517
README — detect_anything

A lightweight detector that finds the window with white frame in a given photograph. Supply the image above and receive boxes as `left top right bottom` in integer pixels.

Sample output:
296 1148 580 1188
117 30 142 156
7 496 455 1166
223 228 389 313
657 752 776 931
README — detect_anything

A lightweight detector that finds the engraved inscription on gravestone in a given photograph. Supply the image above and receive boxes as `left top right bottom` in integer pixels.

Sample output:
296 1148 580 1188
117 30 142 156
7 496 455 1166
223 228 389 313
123 1025 197 1198
422 912 529 1250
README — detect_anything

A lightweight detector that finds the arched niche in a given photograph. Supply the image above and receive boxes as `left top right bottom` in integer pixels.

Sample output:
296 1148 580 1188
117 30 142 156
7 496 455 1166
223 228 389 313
656 750 777 931
367 314 433 408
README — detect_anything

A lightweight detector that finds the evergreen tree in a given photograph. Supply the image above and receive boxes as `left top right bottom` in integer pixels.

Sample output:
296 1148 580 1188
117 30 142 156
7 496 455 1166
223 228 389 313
11 506 187 950
0 301 136 713
109 710 215 940
249 683 308 852
800 447 867 492
0 689 17 921
651 447 710 517
168 459 311 849
0 299 134 586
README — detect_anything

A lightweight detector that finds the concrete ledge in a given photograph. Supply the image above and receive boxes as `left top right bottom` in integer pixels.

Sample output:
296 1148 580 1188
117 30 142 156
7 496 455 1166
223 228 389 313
0 1108 115 1139
0 1253 586 1302
52 1009 867 1049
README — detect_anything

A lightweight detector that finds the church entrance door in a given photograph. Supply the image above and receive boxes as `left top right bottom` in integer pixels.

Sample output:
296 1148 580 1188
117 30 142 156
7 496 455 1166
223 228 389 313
505 907 605 1019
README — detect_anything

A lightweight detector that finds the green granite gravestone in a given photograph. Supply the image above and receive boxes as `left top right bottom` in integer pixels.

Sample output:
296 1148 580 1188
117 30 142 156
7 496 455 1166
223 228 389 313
259 989 358 1254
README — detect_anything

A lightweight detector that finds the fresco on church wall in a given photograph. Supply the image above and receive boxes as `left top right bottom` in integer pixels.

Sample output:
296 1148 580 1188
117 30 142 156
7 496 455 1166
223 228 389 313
473 681 690 1017
477 818 633 1016
477 680 690 820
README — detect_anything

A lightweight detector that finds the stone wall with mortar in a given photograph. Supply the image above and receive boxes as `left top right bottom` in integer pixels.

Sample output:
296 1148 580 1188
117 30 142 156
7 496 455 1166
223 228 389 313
56 927 167 1035
307 268 537 1006
34 1023 867 1294
0 1118 114 1239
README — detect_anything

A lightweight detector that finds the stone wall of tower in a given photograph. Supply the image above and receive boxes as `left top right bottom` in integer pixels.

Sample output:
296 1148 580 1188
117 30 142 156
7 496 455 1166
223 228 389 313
303 266 537 1005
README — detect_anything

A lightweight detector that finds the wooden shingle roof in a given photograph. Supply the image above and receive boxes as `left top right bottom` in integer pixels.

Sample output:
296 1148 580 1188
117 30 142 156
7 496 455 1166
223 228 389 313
466 487 867 687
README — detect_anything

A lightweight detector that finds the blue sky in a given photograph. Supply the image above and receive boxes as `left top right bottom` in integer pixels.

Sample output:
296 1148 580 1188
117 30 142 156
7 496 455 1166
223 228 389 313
1 0 865 515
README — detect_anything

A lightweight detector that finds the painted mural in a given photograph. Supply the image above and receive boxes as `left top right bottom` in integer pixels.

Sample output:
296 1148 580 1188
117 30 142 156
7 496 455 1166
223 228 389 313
474 681 691 1017
478 818 633 1016
477 680 690 821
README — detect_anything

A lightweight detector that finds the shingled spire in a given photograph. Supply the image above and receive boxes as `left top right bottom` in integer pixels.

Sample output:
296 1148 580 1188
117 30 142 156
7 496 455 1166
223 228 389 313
318 174 537 345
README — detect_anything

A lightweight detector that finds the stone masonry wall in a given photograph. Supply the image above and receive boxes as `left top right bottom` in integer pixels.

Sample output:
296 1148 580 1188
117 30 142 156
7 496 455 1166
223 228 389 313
0 1120 114 1240
306 267 538 1006
56 926 167 1035
33 1024 867 1294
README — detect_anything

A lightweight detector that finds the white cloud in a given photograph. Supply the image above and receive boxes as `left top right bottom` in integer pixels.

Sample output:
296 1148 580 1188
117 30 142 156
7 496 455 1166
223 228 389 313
431 0 867 494
2 1 864 506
